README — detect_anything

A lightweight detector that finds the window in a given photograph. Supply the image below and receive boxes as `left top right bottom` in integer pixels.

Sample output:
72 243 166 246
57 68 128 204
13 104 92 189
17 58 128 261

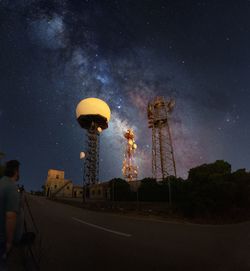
67 186 70 190
98 189 101 195
54 185 57 189
80 191 83 194
56 175 59 179
92 190 95 196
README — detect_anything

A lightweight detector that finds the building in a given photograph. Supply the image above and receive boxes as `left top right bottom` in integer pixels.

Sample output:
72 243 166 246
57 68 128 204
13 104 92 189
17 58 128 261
88 180 141 201
89 182 110 200
72 185 83 198
45 169 84 198
45 169 73 198
45 169 140 201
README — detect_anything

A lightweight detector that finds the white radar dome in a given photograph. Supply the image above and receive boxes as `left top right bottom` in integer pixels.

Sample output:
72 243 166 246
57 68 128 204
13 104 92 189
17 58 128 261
76 98 111 130
76 98 111 121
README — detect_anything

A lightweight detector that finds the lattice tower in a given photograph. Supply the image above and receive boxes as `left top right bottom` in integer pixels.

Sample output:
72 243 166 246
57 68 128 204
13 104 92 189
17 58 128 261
84 122 100 184
147 97 177 180
122 129 138 181
76 98 111 186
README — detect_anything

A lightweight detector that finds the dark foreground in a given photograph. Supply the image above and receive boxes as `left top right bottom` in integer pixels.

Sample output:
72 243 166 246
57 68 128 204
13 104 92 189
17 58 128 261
9 195 250 271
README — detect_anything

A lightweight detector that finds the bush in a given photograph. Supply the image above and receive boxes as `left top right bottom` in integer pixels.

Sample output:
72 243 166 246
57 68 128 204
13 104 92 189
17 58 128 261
188 160 231 183
178 161 250 218
105 160 250 221
138 178 160 201
0 165 4 178
110 178 131 201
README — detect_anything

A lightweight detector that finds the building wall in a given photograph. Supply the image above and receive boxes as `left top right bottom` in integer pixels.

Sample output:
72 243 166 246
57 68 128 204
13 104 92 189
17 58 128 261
89 183 109 200
61 182 73 197
47 169 65 180
88 181 141 200
45 169 140 200
72 186 83 198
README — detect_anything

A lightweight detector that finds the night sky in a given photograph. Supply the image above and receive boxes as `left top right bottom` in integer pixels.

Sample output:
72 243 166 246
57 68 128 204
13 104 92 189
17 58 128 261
1 0 250 191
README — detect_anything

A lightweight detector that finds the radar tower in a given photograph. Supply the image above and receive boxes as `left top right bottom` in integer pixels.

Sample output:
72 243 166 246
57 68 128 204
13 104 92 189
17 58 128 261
76 98 111 185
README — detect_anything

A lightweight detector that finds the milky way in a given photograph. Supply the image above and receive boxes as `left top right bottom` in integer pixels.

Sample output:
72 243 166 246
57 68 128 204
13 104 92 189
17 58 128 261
1 0 250 190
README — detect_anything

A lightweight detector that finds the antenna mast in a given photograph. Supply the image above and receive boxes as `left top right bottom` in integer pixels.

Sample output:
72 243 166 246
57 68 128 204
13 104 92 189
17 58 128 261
147 97 177 180
122 129 138 181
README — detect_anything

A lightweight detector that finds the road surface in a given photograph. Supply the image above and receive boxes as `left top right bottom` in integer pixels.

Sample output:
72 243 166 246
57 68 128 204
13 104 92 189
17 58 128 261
12 195 250 271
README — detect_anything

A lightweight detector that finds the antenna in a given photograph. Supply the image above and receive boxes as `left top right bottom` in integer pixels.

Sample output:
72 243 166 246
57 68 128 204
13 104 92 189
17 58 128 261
122 129 138 181
147 96 177 180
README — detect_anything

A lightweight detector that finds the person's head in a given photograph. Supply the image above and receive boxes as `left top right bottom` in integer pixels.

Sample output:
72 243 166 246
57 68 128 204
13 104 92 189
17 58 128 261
4 160 20 181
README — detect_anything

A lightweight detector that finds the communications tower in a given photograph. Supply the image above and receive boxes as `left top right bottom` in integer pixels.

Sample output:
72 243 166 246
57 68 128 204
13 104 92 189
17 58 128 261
147 96 177 180
76 98 111 185
122 129 138 181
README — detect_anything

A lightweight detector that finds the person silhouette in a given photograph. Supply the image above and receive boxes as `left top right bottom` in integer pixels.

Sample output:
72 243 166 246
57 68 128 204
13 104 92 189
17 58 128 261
0 160 21 269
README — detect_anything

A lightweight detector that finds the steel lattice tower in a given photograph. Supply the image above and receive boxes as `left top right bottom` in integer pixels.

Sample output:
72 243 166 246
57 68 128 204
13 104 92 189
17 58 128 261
84 122 100 184
76 98 111 187
122 129 138 181
148 97 177 180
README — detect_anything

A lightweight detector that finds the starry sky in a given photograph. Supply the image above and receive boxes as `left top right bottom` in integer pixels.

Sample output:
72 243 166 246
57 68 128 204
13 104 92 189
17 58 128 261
0 0 250 191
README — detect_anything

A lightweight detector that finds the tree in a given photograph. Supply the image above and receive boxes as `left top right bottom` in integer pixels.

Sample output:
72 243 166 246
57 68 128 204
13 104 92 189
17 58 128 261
0 165 4 178
188 160 231 183
228 169 250 208
178 161 250 217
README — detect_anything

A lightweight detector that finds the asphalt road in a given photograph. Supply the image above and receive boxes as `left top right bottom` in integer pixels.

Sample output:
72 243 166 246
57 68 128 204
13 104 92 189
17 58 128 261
19 195 250 271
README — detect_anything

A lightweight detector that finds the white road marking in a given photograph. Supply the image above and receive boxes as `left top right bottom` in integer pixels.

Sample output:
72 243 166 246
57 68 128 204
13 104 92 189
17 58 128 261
72 217 132 237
